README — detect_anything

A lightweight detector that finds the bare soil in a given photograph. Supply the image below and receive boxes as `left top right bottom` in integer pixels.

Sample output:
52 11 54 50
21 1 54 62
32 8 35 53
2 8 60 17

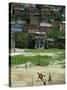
11 63 65 87
11 50 65 87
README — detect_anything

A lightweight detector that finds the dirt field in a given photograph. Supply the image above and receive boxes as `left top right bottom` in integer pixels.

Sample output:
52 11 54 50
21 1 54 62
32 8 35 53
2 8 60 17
10 49 65 87
11 63 65 87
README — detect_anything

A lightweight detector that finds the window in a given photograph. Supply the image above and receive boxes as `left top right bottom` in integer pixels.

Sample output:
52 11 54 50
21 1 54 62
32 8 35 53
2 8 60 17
40 45 43 48
37 45 39 48
41 42 43 44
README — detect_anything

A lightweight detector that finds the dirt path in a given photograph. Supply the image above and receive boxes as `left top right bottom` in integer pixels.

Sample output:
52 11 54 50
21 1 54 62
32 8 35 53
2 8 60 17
10 52 56 57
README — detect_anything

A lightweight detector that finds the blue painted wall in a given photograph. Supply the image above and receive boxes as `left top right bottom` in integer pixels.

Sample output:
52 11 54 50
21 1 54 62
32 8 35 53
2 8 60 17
11 23 22 32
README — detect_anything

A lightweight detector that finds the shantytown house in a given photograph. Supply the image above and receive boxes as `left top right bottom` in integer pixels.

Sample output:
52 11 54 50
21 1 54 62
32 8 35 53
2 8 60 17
10 3 65 49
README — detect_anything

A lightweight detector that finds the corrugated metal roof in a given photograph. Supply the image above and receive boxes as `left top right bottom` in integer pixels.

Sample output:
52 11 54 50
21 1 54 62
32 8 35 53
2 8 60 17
11 21 15 24
62 21 65 24
11 21 26 24
47 38 54 41
29 31 46 34
40 22 52 27
35 32 46 34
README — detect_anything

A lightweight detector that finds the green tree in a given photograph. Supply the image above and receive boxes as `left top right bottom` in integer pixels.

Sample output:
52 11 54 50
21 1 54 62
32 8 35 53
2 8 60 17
48 27 65 39
27 33 35 49
48 27 65 48
14 32 28 49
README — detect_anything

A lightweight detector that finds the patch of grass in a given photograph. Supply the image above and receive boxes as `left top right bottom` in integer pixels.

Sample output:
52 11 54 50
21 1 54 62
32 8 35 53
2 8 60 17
11 55 51 66
11 48 65 66
55 52 65 61
30 55 50 66
27 48 64 53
